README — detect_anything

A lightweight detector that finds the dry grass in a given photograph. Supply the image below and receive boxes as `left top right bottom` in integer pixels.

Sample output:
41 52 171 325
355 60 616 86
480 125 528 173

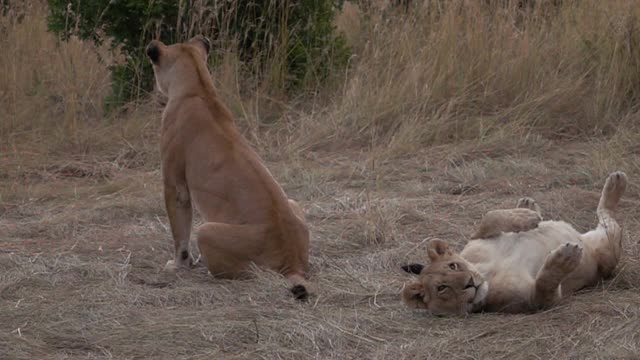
2 140 640 359
300 0 640 152
0 0 112 149
2 1 640 359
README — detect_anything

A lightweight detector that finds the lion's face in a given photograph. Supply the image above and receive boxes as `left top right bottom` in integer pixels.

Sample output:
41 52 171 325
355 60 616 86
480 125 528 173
401 239 488 316
145 36 211 96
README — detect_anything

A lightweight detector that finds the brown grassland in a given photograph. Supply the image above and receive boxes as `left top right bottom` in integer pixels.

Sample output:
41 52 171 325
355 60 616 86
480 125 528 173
1 0 640 358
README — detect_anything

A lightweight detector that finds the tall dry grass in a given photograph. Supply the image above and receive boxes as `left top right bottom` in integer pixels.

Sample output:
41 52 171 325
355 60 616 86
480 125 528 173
302 0 640 152
0 0 112 152
2 0 640 156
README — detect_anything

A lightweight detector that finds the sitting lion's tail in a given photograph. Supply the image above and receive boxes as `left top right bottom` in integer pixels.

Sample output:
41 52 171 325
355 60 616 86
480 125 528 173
286 273 310 301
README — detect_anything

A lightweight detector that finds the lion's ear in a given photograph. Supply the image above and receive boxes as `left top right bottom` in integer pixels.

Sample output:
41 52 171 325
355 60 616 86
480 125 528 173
401 282 429 309
427 239 452 261
401 263 424 275
146 40 164 64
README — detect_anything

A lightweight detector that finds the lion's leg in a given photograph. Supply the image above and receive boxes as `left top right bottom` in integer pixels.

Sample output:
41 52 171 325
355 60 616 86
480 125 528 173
532 243 583 308
197 222 310 299
581 171 626 278
288 199 305 223
164 183 193 271
471 197 542 239
196 222 269 278
471 208 542 239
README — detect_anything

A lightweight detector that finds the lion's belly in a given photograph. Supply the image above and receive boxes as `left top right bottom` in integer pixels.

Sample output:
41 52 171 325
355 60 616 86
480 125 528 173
462 221 583 279
462 221 584 311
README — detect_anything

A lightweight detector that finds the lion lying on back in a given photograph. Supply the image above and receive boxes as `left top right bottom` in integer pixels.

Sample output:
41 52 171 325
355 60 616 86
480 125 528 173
402 171 627 315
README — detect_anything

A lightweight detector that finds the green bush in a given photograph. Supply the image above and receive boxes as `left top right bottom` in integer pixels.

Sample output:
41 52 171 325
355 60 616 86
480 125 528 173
214 0 349 90
47 0 349 108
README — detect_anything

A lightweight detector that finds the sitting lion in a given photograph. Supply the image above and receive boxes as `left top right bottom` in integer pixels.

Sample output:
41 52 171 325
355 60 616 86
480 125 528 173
401 171 627 314
146 36 310 299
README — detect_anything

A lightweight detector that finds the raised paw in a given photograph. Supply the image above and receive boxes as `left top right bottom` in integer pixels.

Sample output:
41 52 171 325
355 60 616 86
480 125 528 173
512 208 543 232
601 171 627 210
516 197 541 216
547 242 583 274
471 208 542 239
605 171 627 193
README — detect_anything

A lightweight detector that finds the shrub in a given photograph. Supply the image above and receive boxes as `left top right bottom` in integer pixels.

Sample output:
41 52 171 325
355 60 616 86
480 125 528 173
47 0 349 108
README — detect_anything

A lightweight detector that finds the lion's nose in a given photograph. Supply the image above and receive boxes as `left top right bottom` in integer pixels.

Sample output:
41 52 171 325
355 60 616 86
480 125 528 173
464 277 475 289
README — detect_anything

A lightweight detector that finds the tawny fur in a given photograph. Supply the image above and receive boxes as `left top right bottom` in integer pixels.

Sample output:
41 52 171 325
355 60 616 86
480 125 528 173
471 207 542 239
402 172 627 315
146 36 310 296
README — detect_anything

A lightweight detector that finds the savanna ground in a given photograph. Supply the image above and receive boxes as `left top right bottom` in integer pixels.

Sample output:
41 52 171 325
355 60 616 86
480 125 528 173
1 1 640 359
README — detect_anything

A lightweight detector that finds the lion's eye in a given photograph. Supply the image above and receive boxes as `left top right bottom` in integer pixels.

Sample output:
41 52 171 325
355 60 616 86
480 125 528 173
437 285 448 292
449 263 458 270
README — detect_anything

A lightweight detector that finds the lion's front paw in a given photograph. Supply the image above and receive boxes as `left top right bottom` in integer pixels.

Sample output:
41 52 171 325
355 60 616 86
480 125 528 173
164 259 179 272
472 207 542 239
516 197 541 216
164 258 191 271
506 208 542 233
548 243 583 273
515 209 542 232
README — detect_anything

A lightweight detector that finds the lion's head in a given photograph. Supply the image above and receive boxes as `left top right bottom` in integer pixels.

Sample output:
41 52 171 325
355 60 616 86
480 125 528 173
401 239 488 315
145 36 211 96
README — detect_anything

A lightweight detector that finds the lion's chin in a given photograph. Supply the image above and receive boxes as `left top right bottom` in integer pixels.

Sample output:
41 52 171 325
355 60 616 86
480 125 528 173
471 281 489 309
461 281 489 314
